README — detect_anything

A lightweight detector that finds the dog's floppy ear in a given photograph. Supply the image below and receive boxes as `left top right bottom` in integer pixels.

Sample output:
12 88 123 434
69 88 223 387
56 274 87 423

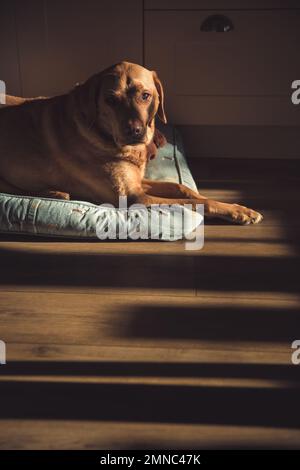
72 73 103 125
152 71 167 124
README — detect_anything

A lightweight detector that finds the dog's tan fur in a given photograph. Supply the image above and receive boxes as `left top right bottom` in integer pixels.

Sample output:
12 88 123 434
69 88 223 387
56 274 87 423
0 61 263 224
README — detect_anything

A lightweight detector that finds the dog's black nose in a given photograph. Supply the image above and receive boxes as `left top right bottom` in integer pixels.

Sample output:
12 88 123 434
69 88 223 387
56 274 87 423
133 124 142 136
126 120 144 138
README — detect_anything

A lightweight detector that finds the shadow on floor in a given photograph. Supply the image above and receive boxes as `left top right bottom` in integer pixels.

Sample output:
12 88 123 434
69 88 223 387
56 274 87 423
0 376 299 428
0 246 299 293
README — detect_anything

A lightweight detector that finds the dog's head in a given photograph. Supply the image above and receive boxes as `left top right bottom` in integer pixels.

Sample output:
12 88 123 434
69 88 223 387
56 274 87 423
74 61 167 148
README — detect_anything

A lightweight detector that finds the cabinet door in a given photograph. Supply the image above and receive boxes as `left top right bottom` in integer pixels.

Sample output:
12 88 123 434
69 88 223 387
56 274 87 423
14 0 143 96
0 1 22 96
145 9 300 125
145 0 300 9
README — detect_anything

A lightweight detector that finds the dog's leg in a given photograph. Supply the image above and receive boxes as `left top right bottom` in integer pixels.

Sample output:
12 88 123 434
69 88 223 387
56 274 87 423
0 178 70 200
141 179 263 225
143 179 201 199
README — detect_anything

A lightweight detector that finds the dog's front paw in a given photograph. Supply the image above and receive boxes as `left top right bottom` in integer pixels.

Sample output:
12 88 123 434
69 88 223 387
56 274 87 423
230 204 263 225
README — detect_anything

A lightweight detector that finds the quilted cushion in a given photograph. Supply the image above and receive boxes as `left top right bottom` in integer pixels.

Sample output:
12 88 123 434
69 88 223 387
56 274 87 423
0 124 200 240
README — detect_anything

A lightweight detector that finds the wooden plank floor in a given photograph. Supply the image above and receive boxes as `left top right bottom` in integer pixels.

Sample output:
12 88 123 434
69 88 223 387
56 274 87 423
0 163 300 449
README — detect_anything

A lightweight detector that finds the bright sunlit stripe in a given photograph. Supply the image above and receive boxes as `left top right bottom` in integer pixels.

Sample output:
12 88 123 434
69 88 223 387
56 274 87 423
0 375 299 389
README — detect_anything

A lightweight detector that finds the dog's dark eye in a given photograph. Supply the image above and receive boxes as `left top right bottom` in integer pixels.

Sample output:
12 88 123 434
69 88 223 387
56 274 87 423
141 92 151 101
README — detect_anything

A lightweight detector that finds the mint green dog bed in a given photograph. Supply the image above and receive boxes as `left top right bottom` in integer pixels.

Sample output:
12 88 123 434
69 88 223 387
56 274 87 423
0 124 201 240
